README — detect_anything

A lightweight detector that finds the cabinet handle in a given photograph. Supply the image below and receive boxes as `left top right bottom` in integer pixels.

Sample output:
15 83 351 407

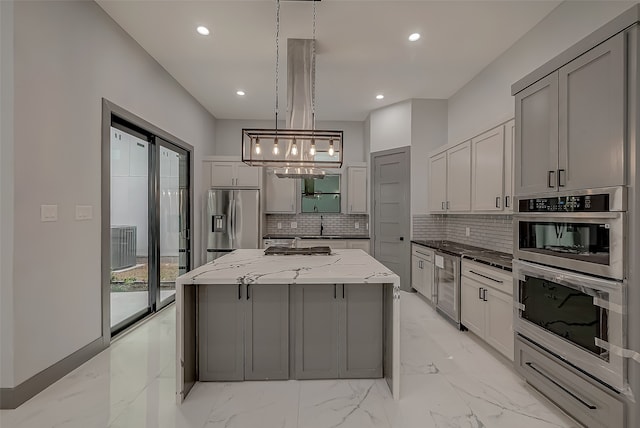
238 284 242 300
558 169 566 187
469 269 503 284
446 201 450 210
495 196 500 208
441 201 445 210
334 284 337 299
482 288 488 302
350 204 353 212
246 284 250 300
525 362 597 410
505 196 510 208
548 170 556 188
478 287 483 300
342 284 345 299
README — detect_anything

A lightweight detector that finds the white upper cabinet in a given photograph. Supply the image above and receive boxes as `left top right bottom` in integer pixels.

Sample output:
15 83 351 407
472 126 505 211
264 168 297 214
347 166 368 214
504 119 515 212
446 141 472 212
428 151 448 213
211 162 261 188
515 32 625 195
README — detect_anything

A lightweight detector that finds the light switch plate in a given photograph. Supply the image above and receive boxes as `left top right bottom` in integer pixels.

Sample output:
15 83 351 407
465 227 470 237
291 221 297 229
41 204 58 222
354 222 359 229
277 222 282 229
75 205 93 221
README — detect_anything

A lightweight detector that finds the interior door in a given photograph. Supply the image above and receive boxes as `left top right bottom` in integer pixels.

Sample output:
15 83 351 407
372 148 410 291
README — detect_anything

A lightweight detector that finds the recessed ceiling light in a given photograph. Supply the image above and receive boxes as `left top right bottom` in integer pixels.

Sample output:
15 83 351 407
236 90 246 96
408 33 421 42
376 94 384 100
196 26 210 36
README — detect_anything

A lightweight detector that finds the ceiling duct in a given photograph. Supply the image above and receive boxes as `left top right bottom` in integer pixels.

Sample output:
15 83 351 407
242 1 343 174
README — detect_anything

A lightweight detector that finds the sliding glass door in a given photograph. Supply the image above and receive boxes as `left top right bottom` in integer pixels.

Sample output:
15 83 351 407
109 122 190 335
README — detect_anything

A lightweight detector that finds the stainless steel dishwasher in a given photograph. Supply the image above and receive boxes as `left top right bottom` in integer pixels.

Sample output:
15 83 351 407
434 251 461 329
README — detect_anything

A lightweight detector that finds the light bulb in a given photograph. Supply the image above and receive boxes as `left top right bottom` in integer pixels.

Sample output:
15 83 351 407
328 140 335 157
291 139 298 156
310 139 316 156
254 138 261 155
273 138 279 155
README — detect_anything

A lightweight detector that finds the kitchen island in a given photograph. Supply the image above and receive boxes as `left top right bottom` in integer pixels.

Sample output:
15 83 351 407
175 249 400 403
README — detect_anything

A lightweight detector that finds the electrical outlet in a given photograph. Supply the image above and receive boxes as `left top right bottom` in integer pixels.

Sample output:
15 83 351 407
75 205 93 220
354 222 359 229
277 222 282 229
465 227 470 237
291 221 297 229
41 204 58 222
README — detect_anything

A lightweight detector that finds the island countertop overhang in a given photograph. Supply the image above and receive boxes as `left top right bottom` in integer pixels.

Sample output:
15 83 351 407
178 249 400 286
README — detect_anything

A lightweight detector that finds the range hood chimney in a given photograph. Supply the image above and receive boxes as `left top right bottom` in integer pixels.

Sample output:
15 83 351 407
287 39 314 130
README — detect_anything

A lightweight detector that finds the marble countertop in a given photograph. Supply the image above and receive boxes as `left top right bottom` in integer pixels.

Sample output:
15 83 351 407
411 240 513 271
178 249 399 285
263 234 370 240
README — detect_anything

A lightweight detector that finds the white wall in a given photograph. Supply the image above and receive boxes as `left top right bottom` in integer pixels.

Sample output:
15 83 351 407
6 0 216 388
0 0 15 388
410 99 448 215
214 119 366 163
447 1 635 145
369 100 412 153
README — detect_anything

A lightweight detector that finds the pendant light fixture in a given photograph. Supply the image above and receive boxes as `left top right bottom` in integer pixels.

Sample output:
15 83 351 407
242 0 343 172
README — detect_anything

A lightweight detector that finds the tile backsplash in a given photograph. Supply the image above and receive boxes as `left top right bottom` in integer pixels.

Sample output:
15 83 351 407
265 214 369 237
412 214 513 254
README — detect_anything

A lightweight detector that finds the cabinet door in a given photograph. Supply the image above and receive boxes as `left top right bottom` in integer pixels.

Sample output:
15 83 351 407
558 32 625 191
236 163 261 187
428 151 447 212
339 284 383 378
198 284 244 381
504 120 515 213
423 260 434 303
211 162 235 187
472 126 504 211
347 240 370 254
293 284 339 379
265 169 296 213
485 287 514 361
347 167 368 214
245 284 289 380
411 255 423 294
447 141 472 211
515 73 559 195
460 277 484 338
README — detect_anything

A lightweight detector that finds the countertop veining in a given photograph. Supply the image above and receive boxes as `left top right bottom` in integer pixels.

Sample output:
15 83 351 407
411 239 513 271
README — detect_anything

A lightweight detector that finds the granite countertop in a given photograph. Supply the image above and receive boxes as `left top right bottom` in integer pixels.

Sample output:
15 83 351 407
411 239 513 271
177 249 398 285
263 234 370 240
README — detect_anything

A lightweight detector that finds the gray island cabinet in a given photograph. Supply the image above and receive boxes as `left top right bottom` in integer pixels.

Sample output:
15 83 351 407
176 249 400 403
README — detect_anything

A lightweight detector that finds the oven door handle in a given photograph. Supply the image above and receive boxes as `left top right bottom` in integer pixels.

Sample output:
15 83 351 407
525 362 597 410
514 212 622 220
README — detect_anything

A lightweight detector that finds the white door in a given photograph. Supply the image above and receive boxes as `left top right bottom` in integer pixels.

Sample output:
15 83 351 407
484 287 514 360
446 141 471 212
347 167 368 214
460 277 484 338
265 169 296 213
372 148 411 290
472 126 504 211
211 163 234 187
428 151 447 212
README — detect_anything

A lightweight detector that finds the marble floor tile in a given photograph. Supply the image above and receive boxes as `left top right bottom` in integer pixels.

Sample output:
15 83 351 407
0 291 579 428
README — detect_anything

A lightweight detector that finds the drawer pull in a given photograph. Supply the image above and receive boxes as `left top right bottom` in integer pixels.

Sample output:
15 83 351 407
525 362 597 410
469 270 503 283
478 287 483 300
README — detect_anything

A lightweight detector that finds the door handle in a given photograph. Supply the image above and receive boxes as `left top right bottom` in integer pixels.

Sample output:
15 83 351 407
399 237 404 241
495 196 500 208
548 170 556 188
482 288 487 302
246 284 250 300
342 284 345 299
446 201 450 209
478 287 483 300
505 196 510 208
334 284 337 299
441 201 445 210
558 169 566 187
238 284 242 300
525 362 597 410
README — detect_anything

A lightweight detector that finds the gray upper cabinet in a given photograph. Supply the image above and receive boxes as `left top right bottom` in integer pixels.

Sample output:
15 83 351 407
558 32 625 191
293 284 340 379
198 284 245 381
515 73 559 196
515 32 626 196
339 284 383 378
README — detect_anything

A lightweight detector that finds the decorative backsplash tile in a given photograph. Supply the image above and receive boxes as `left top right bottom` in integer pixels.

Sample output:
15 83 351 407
265 213 369 237
412 214 513 254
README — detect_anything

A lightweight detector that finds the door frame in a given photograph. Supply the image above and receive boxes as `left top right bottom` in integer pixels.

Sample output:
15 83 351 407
370 146 411 290
101 98 194 343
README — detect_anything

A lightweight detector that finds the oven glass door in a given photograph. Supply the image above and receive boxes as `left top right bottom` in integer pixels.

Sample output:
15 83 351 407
519 273 608 360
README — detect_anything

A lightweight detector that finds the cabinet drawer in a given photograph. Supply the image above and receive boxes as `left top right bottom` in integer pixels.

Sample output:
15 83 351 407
461 260 512 295
411 245 434 261
515 337 623 428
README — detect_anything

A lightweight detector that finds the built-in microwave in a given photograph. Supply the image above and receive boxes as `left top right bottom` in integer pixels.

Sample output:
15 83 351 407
514 187 626 280
514 260 626 392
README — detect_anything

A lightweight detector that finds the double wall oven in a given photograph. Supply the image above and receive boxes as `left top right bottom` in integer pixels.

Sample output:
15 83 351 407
514 187 627 394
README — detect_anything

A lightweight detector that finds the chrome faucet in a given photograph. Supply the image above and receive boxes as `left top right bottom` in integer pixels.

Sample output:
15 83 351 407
320 215 324 236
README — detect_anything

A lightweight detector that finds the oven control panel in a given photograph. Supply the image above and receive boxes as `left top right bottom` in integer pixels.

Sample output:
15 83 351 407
519 194 609 212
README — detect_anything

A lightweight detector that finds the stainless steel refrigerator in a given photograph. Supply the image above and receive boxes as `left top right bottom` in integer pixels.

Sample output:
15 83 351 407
206 189 260 262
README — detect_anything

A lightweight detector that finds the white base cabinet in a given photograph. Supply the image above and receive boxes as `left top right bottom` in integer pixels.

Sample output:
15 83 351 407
460 260 513 360
411 244 435 302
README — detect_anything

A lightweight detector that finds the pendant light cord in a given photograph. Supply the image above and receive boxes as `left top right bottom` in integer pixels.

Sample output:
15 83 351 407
312 0 317 131
275 0 280 132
